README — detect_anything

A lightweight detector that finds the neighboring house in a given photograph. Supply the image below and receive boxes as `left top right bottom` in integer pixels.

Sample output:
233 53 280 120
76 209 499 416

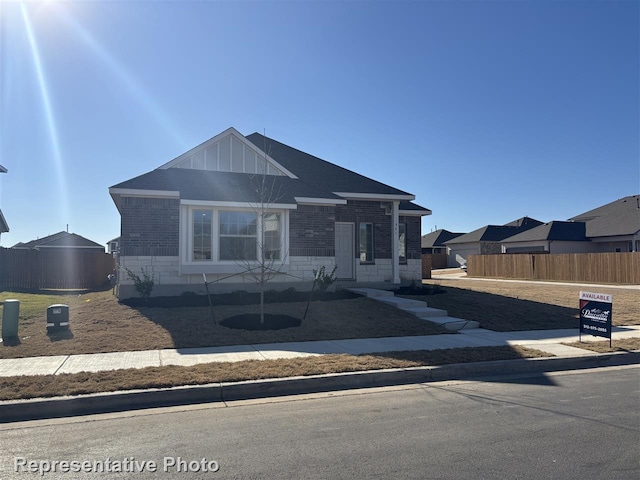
421 229 463 254
568 195 640 252
107 237 120 255
444 217 543 267
0 164 8 241
13 231 105 252
500 221 590 253
109 127 431 299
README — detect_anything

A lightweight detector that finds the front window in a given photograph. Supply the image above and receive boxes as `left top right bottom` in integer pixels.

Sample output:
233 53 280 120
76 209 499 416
263 213 281 260
219 211 257 261
399 223 406 263
193 210 212 260
359 223 374 263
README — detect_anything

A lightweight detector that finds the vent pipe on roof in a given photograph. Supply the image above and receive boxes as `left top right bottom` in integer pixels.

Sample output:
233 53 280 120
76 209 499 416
66 224 69 233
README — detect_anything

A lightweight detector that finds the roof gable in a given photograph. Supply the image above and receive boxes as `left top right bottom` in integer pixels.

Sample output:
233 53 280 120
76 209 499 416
422 229 464 248
14 232 104 250
159 128 296 178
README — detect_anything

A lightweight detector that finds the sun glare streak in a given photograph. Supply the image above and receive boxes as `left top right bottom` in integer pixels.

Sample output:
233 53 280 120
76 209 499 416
19 2 70 218
53 7 189 150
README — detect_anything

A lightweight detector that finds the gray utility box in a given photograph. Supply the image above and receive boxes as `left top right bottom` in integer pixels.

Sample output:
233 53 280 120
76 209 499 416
2 299 20 339
47 304 69 331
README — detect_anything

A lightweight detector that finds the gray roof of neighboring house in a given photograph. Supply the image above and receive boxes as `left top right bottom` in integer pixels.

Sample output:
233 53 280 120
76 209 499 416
111 131 431 214
421 229 464 248
0 209 8 233
569 195 640 238
501 221 587 243
13 232 104 250
446 217 543 245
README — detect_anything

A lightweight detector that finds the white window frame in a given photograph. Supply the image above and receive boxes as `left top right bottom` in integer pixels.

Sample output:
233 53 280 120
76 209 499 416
180 203 290 274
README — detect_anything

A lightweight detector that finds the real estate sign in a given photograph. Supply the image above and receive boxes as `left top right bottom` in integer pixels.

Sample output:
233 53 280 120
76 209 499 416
579 291 612 345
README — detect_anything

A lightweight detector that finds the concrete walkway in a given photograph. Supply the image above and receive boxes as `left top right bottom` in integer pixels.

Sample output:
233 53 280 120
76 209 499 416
1 325 639 378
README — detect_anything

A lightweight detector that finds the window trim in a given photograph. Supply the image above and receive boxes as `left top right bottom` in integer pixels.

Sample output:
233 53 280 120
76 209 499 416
180 204 289 274
359 222 374 264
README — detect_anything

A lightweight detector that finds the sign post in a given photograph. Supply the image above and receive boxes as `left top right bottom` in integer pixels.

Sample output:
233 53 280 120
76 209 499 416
579 291 613 348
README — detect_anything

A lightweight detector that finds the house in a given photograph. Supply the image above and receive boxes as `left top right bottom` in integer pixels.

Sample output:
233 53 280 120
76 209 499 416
500 221 589 253
107 237 120 255
421 229 464 254
0 164 8 241
109 127 431 299
13 231 105 252
568 195 640 252
444 217 543 267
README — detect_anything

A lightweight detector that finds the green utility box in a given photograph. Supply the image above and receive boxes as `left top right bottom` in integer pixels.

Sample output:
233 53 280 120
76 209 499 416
2 299 20 339
47 304 70 332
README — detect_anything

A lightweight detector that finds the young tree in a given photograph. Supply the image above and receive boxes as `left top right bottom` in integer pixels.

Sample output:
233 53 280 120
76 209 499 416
225 142 289 324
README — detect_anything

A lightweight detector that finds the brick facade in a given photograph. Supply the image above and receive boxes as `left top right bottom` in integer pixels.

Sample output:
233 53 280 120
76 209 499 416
120 197 180 256
289 205 336 257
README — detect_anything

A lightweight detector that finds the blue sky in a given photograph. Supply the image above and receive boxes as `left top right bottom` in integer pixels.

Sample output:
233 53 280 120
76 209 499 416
1 0 638 248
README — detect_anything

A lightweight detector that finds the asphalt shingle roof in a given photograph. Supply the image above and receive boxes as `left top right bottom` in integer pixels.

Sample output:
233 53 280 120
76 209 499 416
445 217 543 245
421 229 464 248
14 232 104 250
569 195 640 237
246 133 415 198
501 221 587 243
111 130 431 214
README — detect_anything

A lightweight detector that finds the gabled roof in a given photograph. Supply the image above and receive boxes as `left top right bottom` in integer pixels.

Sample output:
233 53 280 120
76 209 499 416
13 232 104 250
246 133 415 199
501 221 587 243
446 217 543 245
110 128 431 215
421 229 464 249
569 195 640 237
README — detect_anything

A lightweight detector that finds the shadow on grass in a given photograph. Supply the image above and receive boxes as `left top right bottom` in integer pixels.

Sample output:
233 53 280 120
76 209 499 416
402 286 580 331
367 345 560 386
126 290 451 350
47 329 75 342
1 337 21 347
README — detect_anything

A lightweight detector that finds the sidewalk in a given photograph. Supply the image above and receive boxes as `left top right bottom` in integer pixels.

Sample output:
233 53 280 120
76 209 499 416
2 325 639 378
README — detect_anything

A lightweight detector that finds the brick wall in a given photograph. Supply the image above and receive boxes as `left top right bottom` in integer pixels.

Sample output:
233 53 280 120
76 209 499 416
120 197 180 256
336 200 392 258
403 216 422 260
289 204 336 257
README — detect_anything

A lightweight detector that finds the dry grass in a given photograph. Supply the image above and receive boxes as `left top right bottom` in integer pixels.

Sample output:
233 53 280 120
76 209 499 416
0 345 549 401
563 337 640 353
0 291 450 359
419 278 639 331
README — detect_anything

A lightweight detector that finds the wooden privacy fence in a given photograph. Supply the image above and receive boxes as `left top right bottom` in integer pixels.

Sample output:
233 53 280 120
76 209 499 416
0 248 116 290
422 253 448 278
467 252 640 285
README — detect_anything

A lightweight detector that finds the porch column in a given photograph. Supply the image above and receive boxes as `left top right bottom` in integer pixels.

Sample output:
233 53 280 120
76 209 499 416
392 200 400 284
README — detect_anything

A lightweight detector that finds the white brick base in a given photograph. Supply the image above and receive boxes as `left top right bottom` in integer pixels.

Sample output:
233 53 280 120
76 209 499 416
117 256 420 299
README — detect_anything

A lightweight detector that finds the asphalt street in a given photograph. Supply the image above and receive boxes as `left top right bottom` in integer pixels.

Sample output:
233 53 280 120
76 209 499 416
0 366 638 479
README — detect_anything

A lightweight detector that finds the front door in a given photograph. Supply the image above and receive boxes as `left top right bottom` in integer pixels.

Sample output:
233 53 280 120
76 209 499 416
335 222 355 280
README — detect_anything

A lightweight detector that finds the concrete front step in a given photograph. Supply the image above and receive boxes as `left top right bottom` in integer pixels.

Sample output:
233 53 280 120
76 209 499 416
375 296 427 309
427 317 481 331
348 287 478 331
349 288 395 298
401 306 449 318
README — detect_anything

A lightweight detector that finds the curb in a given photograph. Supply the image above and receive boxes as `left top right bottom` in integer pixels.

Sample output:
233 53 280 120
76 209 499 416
1 351 638 424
